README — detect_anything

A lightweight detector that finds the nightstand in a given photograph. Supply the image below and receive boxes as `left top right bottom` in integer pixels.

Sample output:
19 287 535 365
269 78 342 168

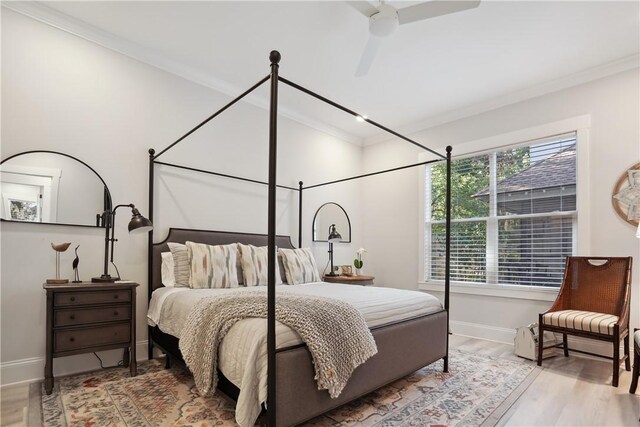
43 282 138 394
323 275 375 286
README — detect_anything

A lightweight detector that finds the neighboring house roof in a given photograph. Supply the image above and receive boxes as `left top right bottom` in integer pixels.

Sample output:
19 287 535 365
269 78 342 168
475 145 576 197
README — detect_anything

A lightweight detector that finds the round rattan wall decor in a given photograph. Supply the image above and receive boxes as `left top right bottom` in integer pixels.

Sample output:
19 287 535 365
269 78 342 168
611 162 640 227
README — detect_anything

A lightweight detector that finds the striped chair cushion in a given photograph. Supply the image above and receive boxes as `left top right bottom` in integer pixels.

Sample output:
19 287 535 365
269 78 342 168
542 310 619 336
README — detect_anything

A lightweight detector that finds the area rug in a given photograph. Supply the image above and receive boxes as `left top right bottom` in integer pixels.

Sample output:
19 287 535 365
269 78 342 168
38 349 539 426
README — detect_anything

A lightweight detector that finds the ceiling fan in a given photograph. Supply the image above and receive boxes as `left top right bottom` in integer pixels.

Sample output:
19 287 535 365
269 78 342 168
347 0 481 76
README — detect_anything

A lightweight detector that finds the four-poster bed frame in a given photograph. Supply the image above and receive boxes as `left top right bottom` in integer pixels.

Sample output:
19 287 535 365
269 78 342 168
147 51 452 426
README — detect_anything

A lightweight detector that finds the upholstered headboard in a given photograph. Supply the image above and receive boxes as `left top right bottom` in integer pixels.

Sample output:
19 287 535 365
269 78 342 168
150 228 296 294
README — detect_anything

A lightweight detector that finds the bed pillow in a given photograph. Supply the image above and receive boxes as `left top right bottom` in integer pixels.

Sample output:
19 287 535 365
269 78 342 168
167 242 190 287
278 248 321 285
160 252 176 287
237 243 282 286
186 241 239 289
278 252 288 284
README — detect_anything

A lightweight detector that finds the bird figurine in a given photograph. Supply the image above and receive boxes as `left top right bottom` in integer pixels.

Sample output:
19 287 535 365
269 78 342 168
51 242 71 252
72 245 81 283
46 242 72 284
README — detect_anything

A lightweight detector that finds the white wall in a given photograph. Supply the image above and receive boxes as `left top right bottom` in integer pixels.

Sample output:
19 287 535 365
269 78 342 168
362 68 640 346
0 9 362 385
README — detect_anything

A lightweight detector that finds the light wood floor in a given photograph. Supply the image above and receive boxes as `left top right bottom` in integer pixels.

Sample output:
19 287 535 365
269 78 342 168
1 335 638 426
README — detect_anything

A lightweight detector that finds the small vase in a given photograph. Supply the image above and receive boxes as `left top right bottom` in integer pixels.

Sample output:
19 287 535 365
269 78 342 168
355 268 362 276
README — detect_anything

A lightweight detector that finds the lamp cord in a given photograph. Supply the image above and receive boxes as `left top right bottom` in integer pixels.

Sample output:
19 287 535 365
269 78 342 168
322 258 330 276
111 262 122 281
93 352 124 369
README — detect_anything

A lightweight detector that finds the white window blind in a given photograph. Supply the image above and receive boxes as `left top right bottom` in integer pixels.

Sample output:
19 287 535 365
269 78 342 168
426 133 577 288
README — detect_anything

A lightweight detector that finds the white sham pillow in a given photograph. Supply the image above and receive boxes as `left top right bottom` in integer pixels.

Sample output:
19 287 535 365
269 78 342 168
278 248 321 285
160 252 176 287
186 241 239 289
237 243 282 286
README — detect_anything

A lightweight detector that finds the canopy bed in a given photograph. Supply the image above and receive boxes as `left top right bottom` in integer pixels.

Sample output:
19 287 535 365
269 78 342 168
146 51 452 426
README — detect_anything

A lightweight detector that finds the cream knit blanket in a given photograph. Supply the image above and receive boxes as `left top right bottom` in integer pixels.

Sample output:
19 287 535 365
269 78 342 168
179 288 377 399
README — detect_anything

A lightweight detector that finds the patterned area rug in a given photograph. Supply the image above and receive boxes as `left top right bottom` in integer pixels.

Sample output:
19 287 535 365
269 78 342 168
39 349 539 426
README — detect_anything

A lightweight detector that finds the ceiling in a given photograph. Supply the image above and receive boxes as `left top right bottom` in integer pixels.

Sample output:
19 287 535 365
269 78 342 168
14 1 640 143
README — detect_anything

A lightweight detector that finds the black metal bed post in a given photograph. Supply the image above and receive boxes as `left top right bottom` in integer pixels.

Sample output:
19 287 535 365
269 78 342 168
443 145 452 373
147 148 156 360
267 50 281 427
298 181 303 248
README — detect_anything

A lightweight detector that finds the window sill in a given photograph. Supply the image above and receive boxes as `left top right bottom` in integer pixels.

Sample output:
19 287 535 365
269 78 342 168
418 281 559 302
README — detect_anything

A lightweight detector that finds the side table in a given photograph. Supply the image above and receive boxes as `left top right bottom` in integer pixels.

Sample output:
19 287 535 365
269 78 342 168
43 282 138 394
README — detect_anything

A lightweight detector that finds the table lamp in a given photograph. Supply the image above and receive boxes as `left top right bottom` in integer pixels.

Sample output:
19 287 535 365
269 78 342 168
92 204 153 282
326 224 342 276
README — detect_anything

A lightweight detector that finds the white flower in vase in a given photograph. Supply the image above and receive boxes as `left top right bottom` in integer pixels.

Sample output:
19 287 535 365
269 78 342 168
354 248 367 275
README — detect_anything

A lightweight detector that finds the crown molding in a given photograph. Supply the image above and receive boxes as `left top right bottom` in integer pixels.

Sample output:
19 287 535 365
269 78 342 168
2 1 364 146
5 2 638 149
364 53 640 146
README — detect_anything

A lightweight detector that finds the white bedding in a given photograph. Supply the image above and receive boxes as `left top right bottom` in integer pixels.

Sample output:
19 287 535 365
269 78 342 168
147 283 443 426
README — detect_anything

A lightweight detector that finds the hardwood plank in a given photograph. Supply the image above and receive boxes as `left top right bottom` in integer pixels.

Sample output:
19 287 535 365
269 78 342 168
0 383 29 427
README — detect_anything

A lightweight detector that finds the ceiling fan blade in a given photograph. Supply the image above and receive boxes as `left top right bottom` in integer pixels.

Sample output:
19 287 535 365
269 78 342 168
397 0 481 25
355 36 383 77
346 1 379 18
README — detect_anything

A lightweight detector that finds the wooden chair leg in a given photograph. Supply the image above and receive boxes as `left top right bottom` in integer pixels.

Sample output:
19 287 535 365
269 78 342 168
613 333 620 387
624 335 630 371
537 323 544 366
630 350 640 394
563 333 569 357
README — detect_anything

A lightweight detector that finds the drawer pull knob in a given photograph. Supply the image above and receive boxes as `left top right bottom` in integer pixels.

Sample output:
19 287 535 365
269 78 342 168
70 297 76 302
113 311 119 316
114 295 119 299
69 337 75 342
70 315 75 320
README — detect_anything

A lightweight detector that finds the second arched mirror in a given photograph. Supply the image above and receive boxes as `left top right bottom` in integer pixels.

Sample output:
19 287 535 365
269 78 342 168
312 202 351 243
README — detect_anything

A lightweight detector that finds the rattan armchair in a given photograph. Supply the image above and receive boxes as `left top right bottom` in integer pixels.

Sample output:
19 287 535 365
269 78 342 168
538 256 633 387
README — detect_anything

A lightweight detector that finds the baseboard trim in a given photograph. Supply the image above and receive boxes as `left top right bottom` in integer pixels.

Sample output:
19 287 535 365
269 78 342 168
1 340 148 388
451 320 515 344
450 320 628 359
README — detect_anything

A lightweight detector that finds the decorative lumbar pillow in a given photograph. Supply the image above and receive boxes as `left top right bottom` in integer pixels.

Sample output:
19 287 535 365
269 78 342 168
278 252 288 284
237 243 282 286
160 252 176 287
167 242 190 287
278 248 321 285
186 241 239 289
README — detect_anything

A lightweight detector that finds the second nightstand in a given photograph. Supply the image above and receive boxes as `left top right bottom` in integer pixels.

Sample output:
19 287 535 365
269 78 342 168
323 275 375 286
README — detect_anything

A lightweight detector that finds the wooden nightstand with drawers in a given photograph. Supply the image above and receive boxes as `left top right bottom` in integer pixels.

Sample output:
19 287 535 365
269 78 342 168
43 282 138 394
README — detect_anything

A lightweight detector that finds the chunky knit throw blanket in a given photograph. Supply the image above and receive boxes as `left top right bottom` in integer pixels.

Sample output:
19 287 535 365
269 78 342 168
179 289 377 399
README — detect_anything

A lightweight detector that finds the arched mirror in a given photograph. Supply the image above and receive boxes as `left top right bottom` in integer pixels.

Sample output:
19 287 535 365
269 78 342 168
312 202 351 242
0 151 112 227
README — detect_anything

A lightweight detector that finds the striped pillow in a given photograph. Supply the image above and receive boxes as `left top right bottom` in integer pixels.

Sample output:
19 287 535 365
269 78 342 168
186 241 239 289
278 248 321 285
167 243 190 287
237 244 282 286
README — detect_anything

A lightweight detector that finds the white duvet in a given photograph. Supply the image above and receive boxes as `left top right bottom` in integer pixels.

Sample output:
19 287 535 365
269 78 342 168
147 283 442 426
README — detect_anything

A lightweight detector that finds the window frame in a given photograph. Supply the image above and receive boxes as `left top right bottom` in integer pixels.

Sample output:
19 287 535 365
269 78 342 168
417 116 591 301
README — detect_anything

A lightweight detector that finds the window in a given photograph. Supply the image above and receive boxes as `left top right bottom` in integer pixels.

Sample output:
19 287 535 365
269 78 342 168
425 133 577 288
